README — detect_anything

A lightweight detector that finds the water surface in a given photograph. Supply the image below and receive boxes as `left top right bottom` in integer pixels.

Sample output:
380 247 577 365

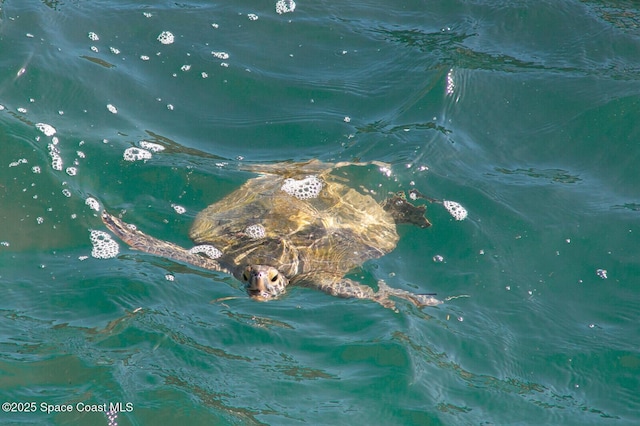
1 1 639 424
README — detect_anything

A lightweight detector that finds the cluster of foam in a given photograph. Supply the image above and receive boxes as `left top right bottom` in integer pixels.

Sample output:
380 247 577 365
189 245 222 259
248 13 259 21
106 408 118 426
106 104 118 114
379 165 392 177
446 68 455 96
90 230 120 259
596 268 608 279
281 175 323 200
123 147 153 162
36 123 56 137
48 137 63 171
276 0 296 14
244 224 266 240
139 141 165 152
172 204 186 214
35 125 86 180
85 197 100 211
9 158 27 167
157 31 174 45
212 51 229 60
443 200 468 221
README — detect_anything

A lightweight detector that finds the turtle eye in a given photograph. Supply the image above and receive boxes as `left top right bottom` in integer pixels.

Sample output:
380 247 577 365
270 272 279 282
242 271 249 281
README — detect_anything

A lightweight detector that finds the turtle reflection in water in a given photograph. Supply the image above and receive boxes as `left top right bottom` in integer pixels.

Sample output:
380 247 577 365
102 160 442 310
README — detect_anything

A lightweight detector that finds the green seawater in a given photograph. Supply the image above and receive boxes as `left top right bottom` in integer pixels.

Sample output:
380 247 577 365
1 1 639 425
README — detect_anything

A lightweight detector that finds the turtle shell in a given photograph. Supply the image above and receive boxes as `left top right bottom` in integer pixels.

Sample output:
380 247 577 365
189 170 399 283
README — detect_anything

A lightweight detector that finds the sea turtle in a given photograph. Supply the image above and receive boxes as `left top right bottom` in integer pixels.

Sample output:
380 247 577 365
101 160 442 310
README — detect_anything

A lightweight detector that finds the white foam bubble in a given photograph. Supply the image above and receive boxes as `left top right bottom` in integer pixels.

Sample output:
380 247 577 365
443 200 467 221
66 167 77 176
172 204 186 214
85 197 100 211
446 68 455 95
139 141 165 152
123 147 152 162
48 143 63 171
248 14 259 21
276 0 296 14
245 224 266 239
189 245 222 259
88 32 99 41
212 51 229 59
110 47 121 55
281 175 323 199
9 158 27 167
157 31 174 45
36 123 56 136
107 104 118 114
90 230 120 259
379 166 392 177
596 268 608 279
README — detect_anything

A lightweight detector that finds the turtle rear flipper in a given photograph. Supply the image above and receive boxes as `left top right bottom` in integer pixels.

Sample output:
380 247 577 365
381 192 431 228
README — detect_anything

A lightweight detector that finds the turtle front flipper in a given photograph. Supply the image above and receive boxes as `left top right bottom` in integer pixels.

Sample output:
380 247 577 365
101 211 230 273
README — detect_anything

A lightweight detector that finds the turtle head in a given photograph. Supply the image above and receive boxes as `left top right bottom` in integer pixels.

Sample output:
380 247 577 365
242 265 288 300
